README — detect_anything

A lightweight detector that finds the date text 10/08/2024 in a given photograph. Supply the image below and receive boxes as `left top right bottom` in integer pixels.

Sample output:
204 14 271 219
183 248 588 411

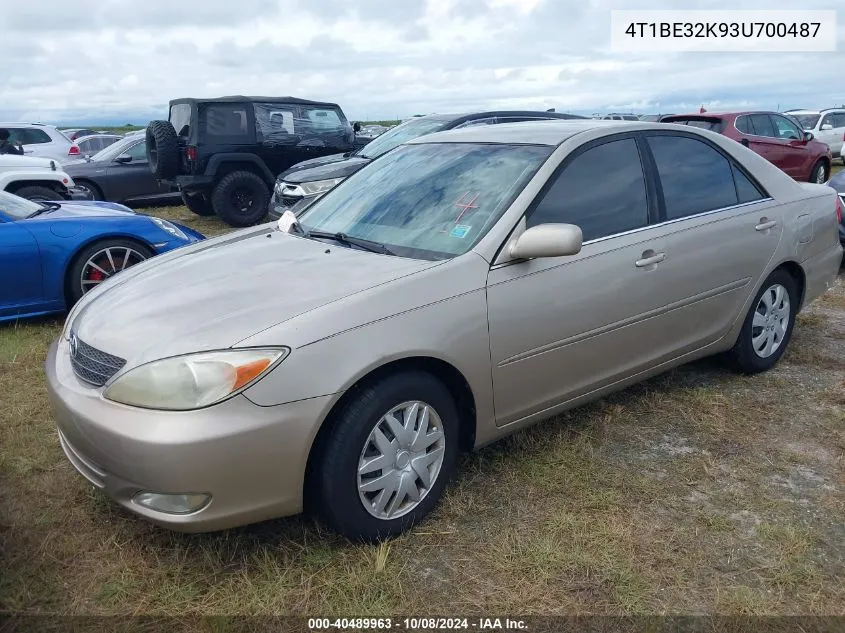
308 618 528 630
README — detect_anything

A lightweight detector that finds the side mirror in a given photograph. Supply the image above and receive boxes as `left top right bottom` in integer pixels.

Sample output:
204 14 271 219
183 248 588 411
353 122 362 133
115 154 132 163
820 123 833 131
803 131 814 142
509 223 583 260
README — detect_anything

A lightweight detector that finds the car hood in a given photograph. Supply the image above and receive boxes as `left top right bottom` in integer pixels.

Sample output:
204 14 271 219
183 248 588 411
279 154 370 184
72 229 440 365
0 154 58 170
32 200 134 219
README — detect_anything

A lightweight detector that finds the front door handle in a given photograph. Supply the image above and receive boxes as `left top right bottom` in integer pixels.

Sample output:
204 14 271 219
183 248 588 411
755 219 777 231
635 252 665 267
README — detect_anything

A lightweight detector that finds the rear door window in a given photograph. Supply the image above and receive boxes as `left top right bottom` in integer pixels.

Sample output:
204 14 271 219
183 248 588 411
748 114 776 138
830 112 845 128
647 134 739 219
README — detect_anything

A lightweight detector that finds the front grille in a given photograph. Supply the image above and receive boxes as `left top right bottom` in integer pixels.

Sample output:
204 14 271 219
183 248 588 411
279 193 301 208
69 333 126 387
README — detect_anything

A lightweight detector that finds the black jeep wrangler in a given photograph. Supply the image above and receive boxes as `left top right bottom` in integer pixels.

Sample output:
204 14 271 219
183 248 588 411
146 96 358 226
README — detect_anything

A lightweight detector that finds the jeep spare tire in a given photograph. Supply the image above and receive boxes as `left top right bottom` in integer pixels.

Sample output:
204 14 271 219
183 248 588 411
146 120 180 179
211 171 270 227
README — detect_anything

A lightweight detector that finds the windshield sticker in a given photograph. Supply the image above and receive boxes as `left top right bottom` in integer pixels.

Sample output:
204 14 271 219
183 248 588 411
453 192 480 223
450 224 472 239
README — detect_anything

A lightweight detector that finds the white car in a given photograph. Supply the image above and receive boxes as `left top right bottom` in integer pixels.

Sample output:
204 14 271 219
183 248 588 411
0 122 74 163
785 109 845 162
0 154 89 201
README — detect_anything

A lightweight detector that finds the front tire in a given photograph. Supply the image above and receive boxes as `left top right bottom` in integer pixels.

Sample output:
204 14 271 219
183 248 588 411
181 190 215 216
12 185 63 201
74 180 102 201
211 170 270 227
67 239 153 305
313 371 460 542
727 269 797 374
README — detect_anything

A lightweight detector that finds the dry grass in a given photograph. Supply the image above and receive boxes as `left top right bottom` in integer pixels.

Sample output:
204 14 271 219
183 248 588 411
1 203 844 617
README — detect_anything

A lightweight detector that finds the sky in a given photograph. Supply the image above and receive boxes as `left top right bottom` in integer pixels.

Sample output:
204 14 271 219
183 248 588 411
0 0 842 125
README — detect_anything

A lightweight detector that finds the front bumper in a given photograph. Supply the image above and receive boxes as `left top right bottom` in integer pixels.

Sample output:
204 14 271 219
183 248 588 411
66 185 94 201
45 337 333 533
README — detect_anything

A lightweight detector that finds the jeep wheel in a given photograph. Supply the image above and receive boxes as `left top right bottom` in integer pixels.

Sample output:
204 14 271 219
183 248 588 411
13 185 63 201
181 191 215 216
211 171 270 227
146 121 180 179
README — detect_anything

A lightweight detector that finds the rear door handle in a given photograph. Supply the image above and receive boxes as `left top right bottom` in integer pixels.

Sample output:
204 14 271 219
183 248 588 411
755 220 777 231
635 252 665 267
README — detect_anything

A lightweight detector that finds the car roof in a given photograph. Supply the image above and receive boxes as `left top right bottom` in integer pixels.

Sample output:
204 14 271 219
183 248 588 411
408 119 644 146
169 95 341 108
0 121 58 128
411 110 585 125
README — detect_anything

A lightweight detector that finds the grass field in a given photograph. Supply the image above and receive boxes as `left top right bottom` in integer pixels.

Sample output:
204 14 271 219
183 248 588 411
1 178 844 618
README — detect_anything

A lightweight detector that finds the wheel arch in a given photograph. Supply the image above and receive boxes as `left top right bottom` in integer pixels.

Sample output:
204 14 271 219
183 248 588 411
204 154 276 186
774 260 807 310
5 180 68 196
61 233 156 308
302 355 478 508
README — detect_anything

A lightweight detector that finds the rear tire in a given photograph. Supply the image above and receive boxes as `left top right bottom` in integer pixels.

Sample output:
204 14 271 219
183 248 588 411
146 120 180 179
210 171 270 227
727 269 797 374
312 371 460 542
12 185 63 201
67 239 153 306
181 190 215 216
810 159 829 184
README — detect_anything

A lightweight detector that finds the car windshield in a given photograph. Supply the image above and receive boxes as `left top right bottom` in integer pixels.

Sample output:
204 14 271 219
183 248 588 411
356 118 448 159
297 142 552 260
791 114 820 130
0 190 44 220
89 137 137 162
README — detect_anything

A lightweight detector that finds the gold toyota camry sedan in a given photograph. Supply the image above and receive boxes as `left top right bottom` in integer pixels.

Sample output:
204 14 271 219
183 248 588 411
46 120 843 541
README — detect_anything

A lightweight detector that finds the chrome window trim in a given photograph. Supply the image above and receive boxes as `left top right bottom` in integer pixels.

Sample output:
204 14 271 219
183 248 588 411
489 197 773 270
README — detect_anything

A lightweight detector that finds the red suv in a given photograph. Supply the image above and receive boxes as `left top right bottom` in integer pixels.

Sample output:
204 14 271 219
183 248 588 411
661 111 833 184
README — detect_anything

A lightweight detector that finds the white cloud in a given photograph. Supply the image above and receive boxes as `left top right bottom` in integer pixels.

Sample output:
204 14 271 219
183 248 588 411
0 0 842 123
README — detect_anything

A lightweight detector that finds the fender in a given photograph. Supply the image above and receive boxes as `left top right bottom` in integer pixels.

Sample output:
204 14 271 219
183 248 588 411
0 169 75 192
203 153 275 185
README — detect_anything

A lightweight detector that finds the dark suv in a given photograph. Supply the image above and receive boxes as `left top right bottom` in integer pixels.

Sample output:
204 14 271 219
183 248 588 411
268 110 586 220
146 96 357 226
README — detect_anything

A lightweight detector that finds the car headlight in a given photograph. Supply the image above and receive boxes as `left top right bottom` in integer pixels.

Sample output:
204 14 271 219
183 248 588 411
103 348 289 410
299 178 345 196
150 216 187 240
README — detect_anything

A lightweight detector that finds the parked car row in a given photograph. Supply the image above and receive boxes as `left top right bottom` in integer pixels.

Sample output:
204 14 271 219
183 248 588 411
143 96 587 227
44 118 843 541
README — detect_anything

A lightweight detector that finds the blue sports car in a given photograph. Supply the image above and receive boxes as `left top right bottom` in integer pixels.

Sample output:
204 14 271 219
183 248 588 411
0 191 204 322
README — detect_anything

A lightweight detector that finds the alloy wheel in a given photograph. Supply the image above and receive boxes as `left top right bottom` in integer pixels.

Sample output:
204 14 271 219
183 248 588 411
751 283 791 358
80 246 147 293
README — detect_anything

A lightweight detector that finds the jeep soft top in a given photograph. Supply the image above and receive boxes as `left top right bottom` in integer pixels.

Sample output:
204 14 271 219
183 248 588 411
146 96 356 226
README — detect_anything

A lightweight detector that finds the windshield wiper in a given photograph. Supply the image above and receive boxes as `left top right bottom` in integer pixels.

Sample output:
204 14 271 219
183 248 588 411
26 201 62 218
305 229 396 256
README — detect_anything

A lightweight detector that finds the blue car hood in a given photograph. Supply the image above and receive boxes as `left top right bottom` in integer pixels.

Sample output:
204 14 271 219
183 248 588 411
45 200 136 219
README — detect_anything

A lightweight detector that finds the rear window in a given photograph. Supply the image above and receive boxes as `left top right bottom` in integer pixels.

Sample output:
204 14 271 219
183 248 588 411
169 103 192 136
663 117 724 132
